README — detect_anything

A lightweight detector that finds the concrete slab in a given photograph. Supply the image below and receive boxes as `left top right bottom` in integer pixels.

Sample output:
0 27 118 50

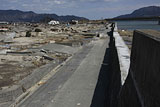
46 39 109 107
114 24 130 85
17 38 109 107
39 43 80 54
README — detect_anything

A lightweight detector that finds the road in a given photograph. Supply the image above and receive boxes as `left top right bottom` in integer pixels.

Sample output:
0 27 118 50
17 37 109 107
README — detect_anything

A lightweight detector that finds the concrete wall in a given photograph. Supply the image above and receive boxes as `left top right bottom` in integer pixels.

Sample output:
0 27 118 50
108 23 160 107
104 24 122 107
107 36 121 107
118 30 160 107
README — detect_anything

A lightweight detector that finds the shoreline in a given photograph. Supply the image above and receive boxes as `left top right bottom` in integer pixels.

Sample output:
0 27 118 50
118 29 160 50
118 30 133 49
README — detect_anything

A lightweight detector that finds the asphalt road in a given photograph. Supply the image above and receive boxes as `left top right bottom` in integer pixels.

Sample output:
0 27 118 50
18 37 109 107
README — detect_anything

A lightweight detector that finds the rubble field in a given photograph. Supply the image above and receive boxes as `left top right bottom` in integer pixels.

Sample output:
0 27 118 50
0 23 107 90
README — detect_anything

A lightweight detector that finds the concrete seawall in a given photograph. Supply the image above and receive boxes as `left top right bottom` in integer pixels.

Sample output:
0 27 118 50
106 23 130 107
118 30 160 107
109 24 160 107
107 30 121 107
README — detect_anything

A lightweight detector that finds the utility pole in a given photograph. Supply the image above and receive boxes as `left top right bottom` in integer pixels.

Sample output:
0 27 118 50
158 16 160 25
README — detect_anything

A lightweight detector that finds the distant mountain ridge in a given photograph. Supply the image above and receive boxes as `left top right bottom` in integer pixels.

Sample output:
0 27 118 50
116 6 160 18
0 10 88 22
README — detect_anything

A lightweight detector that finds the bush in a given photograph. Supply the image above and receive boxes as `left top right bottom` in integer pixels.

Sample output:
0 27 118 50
26 31 31 37
35 28 42 32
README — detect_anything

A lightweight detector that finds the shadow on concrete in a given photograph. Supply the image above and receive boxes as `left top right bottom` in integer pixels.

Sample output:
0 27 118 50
90 47 111 107
91 28 122 107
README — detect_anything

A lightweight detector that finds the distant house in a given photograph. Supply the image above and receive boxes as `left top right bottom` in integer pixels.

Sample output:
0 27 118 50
0 21 9 25
70 20 78 24
48 20 60 25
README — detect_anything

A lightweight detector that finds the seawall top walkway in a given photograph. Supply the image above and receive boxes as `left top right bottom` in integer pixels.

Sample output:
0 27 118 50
17 27 110 107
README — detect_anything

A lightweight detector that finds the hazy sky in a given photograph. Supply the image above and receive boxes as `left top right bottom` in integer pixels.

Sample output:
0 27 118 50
1 0 160 19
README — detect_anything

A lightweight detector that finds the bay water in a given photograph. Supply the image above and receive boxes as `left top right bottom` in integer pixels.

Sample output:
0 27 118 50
116 21 160 31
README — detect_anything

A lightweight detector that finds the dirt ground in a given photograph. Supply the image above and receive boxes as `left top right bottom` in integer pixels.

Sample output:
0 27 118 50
0 55 49 89
118 30 133 49
0 63 35 89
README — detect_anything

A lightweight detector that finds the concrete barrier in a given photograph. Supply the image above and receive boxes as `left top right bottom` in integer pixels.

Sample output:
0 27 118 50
118 30 160 107
107 33 121 107
113 24 130 85
107 24 160 107
104 23 126 107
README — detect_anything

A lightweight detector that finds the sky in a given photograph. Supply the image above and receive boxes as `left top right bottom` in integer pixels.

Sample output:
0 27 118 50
1 0 160 19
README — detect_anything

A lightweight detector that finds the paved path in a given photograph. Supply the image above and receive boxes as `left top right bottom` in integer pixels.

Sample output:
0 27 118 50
18 38 109 107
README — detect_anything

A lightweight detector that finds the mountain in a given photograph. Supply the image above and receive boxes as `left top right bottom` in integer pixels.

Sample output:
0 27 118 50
0 10 88 22
116 6 160 18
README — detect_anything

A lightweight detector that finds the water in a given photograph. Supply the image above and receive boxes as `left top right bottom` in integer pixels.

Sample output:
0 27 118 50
116 21 160 31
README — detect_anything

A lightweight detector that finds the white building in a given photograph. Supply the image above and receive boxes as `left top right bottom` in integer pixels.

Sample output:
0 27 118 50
0 21 9 25
48 20 60 25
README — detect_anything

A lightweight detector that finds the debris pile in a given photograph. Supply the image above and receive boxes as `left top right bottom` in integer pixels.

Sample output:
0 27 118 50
0 22 108 90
